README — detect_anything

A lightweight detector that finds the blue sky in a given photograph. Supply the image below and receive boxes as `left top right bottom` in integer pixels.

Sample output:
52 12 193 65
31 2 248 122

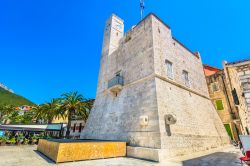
0 0 249 104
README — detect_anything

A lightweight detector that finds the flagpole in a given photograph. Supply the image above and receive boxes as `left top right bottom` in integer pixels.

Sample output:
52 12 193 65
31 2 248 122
140 0 145 20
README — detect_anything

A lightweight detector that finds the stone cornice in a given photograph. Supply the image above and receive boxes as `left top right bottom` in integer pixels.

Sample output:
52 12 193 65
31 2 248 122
154 74 210 100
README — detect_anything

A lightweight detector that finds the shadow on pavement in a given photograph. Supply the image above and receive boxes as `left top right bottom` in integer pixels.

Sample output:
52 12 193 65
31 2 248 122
33 150 55 164
182 152 242 166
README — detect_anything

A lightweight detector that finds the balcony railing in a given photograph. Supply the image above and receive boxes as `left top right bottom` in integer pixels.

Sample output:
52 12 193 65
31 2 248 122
108 76 124 89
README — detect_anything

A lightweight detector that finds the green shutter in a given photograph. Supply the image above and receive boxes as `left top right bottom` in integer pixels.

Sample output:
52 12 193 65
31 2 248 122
216 100 224 110
224 124 233 140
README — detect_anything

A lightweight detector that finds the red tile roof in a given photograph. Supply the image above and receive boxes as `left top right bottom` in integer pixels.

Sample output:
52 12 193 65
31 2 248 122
203 65 221 76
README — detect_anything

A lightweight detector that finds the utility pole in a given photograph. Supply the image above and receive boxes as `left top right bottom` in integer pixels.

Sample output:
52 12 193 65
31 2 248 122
140 0 145 20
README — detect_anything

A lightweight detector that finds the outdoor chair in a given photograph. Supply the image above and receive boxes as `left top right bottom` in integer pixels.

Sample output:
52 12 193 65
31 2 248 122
240 151 250 165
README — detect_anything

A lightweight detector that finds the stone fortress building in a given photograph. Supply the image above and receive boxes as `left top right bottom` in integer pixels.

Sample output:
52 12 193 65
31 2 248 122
81 13 230 162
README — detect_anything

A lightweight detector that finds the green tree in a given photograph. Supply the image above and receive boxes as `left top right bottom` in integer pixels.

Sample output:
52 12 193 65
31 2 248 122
8 111 22 124
41 99 61 124
32 99 61 124
0 105 6 122
59 92 90 139
0 104 15 124
75 99 94 122
32 105 45 123
22 110 35 124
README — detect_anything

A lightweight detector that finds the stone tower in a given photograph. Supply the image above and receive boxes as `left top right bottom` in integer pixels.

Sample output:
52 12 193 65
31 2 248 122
81 13 230 162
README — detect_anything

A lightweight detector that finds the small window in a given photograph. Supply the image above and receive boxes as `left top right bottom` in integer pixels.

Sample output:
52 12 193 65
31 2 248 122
232 88 239 105
182 70 190 87
211 82 219 92
73 124 76 133
79 123 82 133
165 60 173 79
215 100 224 110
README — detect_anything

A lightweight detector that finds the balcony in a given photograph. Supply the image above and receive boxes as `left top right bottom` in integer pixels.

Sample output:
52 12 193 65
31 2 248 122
108 76 124 96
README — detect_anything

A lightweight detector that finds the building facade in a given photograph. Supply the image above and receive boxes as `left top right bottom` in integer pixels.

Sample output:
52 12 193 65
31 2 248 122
16 105 33 115
224 59 250 135
69 120 85 139
52 117 68 124
81 13 229 162
204 65 242 141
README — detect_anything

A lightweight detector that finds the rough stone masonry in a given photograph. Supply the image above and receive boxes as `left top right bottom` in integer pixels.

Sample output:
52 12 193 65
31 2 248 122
81 13 230 162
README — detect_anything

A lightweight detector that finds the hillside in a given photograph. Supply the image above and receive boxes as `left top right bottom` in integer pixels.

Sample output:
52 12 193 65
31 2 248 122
0 87 34 106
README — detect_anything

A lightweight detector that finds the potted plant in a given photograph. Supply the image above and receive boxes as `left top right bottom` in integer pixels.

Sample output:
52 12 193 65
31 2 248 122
31 135 39 145
7 137 16 145
0 136 8 146
16 134 25 145
23 138 29 145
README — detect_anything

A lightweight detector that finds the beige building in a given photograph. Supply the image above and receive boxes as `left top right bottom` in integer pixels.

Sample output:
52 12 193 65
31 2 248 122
81 13 229 162
204 65 242 141
52 117 68 124
68 120 85 139
224 59 250 135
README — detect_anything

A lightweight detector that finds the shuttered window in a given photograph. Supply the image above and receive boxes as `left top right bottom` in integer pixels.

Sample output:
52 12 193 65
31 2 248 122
182 70 190 87
224 124 233 140
211 82 219 92
165 60 173 79
232 88 239 105
215 100 224 110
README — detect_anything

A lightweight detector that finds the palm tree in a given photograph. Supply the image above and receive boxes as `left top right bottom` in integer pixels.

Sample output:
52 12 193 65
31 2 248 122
32 105 47 124
43 99 61 124
60 92 89 139
75 99 94 122
32 105 43 123
33 99 61 124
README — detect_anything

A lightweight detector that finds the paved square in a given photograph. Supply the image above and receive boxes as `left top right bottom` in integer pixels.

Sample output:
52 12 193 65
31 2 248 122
0 145 243 166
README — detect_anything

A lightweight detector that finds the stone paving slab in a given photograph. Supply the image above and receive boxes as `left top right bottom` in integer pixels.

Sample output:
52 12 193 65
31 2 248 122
0 145 244 166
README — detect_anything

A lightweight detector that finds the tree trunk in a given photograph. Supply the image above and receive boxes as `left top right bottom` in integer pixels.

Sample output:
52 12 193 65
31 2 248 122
48 118 53 124
66 110 72 139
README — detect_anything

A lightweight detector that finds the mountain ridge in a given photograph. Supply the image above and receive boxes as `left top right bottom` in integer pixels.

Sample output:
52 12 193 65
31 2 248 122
0 87 34 106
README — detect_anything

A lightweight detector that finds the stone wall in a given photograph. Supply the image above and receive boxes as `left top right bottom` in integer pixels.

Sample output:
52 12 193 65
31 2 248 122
156 78 229 157
151 16 229 157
